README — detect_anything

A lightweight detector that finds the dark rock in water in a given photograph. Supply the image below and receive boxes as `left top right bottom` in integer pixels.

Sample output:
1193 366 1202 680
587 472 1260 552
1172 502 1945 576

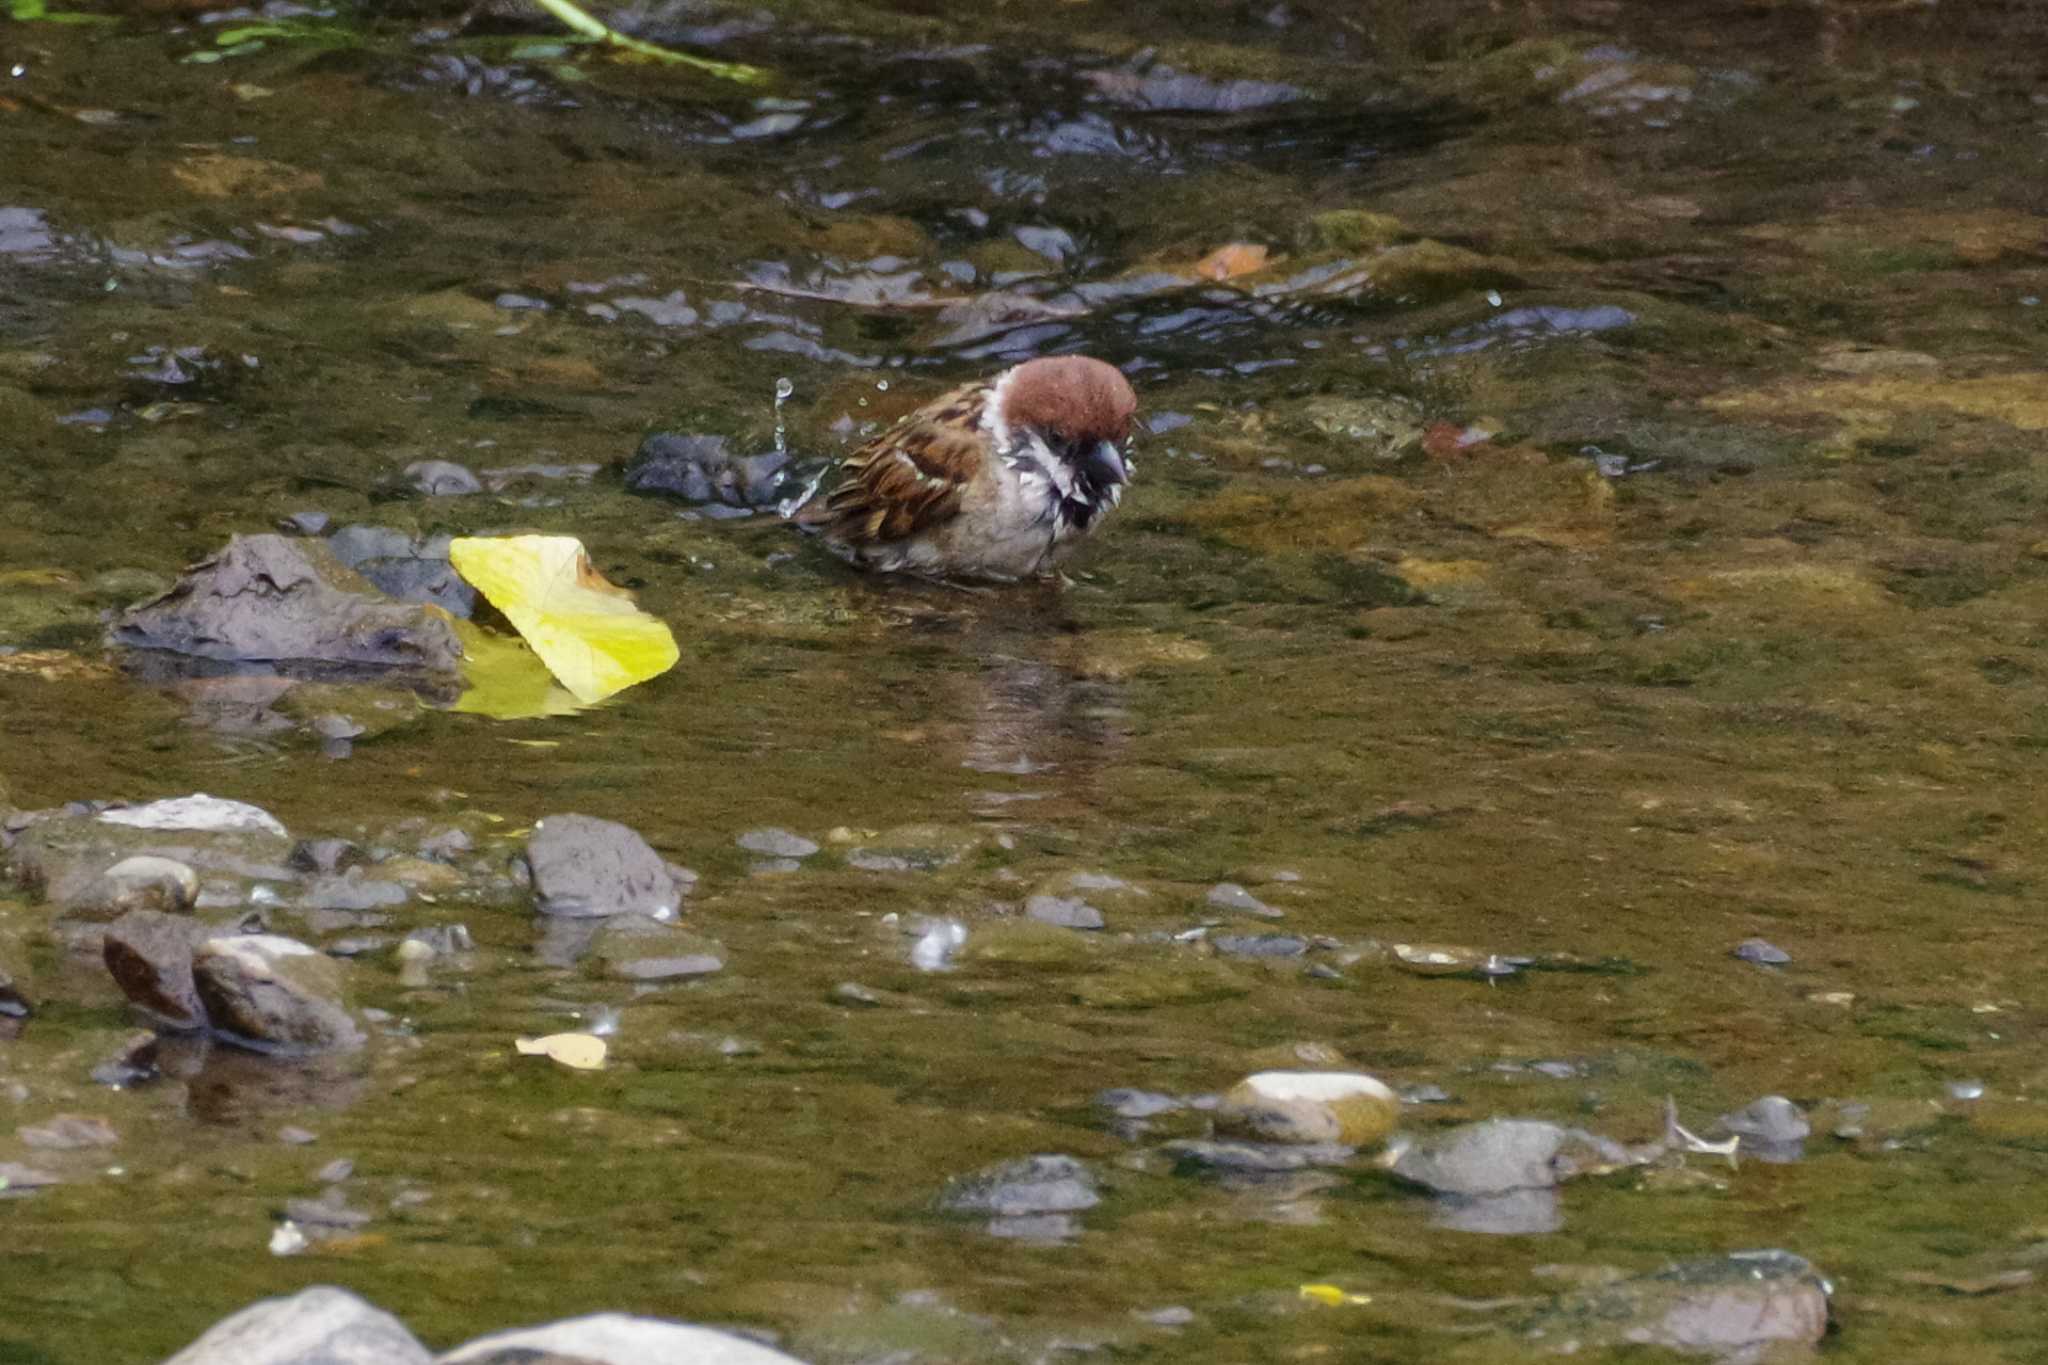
1212 933 1307 958
1163 1139 1354 1174
192 934 364 1055
1716 1095 1810 1164
938 1154 1099 1217
92 1031 162 1087
0 963 31 1026
158 1285 432 1365
1526 1249 1831 1357
1732 937 1791 966
104 910 215 1030
624 433 816 510
439 1311 810 1364
109 535 464 674
289 838 364 876
399 459 482 496
524 814 682 920
1086 65 1304 111
326 526 476 619
1389 1119 1637 1197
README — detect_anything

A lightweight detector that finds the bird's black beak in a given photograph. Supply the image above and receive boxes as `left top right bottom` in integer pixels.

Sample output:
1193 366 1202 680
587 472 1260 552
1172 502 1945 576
1081 440 1129 488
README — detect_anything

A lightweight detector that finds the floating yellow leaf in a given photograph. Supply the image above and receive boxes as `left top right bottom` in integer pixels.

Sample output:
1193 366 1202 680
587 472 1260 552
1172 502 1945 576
515 1032 608 1070
449 536 678 705
1298 1283 1372 1307
448 617 583 720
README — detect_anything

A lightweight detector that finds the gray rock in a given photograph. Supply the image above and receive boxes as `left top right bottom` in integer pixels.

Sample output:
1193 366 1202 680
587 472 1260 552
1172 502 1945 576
103 910 214 1029
1095 1089 1183 1120
735 828 818 858
525 814 681 920
1212 933 1306 957
109 535 464 673
401 460 482 496
0 963 32 1026
284 1189 372 1229
1389 1119 1637 1197
1733 937 1791 966
0 1162 62 1194
939 1154 1099 1217
1205 882 1281 919
440 1312 808 1364
1432 1188 1562 1236
18 1114 118 1148
326 526 476 618
6 811 296 918
1162 1139 1354 1173
1024 894 1104 930
623 433 814 512
1527 1249 1831 1356
101 795 287 838
160 1285 431 1365
1716 1095 1810 1163
301 873 408 912
192 935 364 1055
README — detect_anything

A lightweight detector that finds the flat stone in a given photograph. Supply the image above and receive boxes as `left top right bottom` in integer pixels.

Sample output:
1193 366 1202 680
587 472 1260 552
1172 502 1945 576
612 954 724 982
95 854 201 913
525 814 680 919
400 459 482 496
18 1114 119 1149
160 1285 431 1365
1205 882 1281 919
938 1154 1099 1217
100 796 287 838
735 828 819 858
0 1162 62 1194
1024 894 1104 930
1733 937 1791 966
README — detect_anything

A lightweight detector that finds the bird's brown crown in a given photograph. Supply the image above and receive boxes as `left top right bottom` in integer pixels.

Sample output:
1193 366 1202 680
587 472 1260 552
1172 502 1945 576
999 356 1137 445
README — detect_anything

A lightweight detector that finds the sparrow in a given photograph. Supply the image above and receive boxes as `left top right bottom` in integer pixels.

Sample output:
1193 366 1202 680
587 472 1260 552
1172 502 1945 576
793 355 1137 582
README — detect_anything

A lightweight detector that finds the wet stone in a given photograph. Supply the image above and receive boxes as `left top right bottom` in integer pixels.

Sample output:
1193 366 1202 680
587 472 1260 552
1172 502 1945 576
278 510 329 536
326 526 476 618
1527 1249 1831 1357
736 827 819 858
1212 933 1306 958
159 1285 432 1365
439 1312 809 1365
1205 882 1281 919
1391 1120 1638 1197
1024 894 1104 930
288 838 364 876
1096 1089 1184 1120
284 1188 372 1229
90 855 200 915
103 909 214 1030
525 814 681 920
624 434 813 511
1733 937 1792 966
1717 1095 1810 1163
91 1031 162 1088
400 460 482 496
18 1114 117 1149
192 934 363 1055
1163 1139 1355 1174
833 982 883 1007
0 1162 62 1196
109 535 464 674
1215 1071 1399 1147
938 1154 1100 1217
301 873 407 912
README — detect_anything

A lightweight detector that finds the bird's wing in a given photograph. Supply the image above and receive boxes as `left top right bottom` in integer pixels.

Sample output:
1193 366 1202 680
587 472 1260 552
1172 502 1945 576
800 383 989 543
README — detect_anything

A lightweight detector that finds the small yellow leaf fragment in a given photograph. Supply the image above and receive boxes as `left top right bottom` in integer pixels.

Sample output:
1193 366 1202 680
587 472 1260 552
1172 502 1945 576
1193 242 1271 280
1298 1283 1371 1307
515 1032 608 1070
449 535 679 705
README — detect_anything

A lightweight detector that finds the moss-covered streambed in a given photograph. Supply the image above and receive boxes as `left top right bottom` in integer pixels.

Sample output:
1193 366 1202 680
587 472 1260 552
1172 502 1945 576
4 0 2048 1360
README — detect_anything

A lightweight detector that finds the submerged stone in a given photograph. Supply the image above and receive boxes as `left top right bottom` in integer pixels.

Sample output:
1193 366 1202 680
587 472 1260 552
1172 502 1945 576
938 1154 1099 1217
1526 1250 1831 1357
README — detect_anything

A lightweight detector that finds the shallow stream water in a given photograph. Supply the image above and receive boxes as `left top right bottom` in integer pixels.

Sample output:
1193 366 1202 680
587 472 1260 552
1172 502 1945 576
4 0 2048 1360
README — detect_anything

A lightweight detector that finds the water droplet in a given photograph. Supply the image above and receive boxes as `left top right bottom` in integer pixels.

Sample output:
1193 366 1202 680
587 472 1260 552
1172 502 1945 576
875 379 890 392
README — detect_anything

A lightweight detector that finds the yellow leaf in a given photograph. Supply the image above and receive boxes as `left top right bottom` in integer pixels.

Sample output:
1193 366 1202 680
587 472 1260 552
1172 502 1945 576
448 617 583 720
1193 242 1271 280
1298 1283 1371 1306
515 1032 608 1070
449 536 679 705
